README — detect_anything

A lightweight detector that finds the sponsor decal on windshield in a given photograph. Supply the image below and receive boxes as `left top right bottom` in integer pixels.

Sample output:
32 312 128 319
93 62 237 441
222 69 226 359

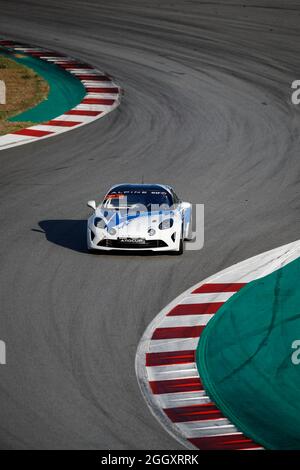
105 194 125 199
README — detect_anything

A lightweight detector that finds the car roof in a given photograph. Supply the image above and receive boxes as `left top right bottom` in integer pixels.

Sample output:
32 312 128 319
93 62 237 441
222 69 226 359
107 183 173 194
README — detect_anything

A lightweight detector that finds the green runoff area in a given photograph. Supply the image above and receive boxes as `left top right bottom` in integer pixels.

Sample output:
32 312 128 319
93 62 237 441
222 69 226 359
197 257 300 449
0 48 86 134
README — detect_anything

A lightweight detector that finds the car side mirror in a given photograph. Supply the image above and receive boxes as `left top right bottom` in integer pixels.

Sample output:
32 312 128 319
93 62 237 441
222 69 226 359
181 201 191 210
87 200 96 211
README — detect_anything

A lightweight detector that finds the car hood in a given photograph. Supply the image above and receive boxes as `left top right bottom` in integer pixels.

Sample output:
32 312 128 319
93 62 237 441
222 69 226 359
95 208 176 231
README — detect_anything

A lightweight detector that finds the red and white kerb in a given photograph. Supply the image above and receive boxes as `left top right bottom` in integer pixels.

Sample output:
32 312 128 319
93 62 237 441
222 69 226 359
0 39 121 150
137 280 262 450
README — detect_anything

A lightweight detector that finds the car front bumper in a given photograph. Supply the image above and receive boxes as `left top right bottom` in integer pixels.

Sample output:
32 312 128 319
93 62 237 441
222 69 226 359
87 227 179 252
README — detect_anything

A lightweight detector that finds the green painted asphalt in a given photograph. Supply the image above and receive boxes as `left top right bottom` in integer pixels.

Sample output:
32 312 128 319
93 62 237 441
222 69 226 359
197 257 300 449
1 50 85 122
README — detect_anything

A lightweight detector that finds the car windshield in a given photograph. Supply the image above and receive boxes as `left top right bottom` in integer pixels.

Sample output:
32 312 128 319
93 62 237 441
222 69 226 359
102 190 173 211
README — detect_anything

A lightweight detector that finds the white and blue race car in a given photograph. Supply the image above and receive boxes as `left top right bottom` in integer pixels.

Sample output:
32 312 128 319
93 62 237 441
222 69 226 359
87 184 192 254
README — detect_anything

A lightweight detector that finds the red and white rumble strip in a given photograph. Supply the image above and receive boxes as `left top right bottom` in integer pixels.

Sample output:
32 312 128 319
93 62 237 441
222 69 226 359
136 240 300 450
0 39 121 150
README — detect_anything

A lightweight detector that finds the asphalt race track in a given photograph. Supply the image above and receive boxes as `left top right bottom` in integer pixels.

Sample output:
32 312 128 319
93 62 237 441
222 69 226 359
0 0 300 449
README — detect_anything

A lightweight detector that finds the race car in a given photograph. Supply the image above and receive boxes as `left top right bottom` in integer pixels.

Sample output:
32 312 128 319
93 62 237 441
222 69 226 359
87 183 193 254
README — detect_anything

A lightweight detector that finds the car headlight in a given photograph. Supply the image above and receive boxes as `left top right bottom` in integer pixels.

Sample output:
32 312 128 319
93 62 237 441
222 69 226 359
94 217 106 229
159 218 174 230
